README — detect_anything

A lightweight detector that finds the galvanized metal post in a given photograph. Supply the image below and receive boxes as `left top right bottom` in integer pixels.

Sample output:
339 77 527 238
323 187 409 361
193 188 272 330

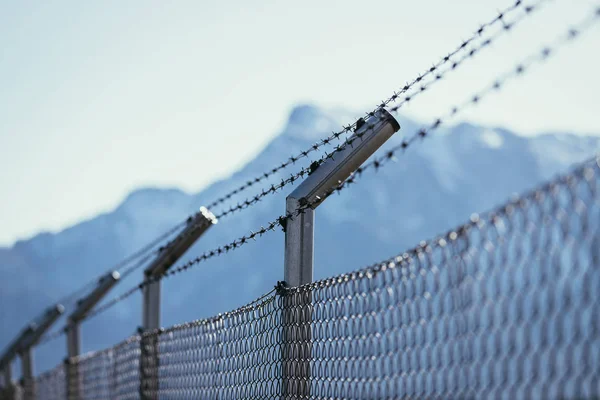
19 348 33 400
19 305 63 400
0 326 34 374
65 324 80 400
284 199 315 287
142 282 161 331
142 207 217 330
0 304 63 400
282 109 400 398
65 321 80 400
139 207 217 400
0 326 32 400
65 271 119 400
2 365 11 388
1 365 13 400
66 322 80 360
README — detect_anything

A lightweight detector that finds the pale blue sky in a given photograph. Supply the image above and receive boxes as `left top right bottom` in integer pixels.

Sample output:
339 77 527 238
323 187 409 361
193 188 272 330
1 0 599 245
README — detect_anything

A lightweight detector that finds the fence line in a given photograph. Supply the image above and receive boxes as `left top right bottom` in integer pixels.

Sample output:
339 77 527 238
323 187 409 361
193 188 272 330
1 2 598 398
69 4 600 327
0 155 594 399
16 0 552 349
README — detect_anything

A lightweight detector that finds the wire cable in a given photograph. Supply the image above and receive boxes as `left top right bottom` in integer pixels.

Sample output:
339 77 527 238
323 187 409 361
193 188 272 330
210 0 551 221
73 4 600 326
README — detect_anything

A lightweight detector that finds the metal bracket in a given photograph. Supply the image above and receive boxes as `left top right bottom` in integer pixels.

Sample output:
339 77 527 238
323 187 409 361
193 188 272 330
282 108 400 398
66 271 119 400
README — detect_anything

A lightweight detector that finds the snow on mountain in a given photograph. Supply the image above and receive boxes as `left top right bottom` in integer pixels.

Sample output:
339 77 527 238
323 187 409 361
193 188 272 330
0 104 598 373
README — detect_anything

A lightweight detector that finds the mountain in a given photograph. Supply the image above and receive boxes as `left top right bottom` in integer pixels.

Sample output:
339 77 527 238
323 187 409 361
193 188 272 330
0 104 598 374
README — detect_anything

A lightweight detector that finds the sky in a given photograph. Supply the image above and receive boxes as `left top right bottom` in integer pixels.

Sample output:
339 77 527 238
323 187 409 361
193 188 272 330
0 0 599 246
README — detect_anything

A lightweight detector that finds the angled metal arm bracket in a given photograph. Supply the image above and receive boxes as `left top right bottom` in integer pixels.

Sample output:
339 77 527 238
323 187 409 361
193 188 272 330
282 109 400 398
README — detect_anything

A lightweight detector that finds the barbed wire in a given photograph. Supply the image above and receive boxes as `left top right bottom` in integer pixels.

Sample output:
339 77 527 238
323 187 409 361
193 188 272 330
35 222 187 345
340 9 600 191
37 327 67 346
50 220 186 311
21 0 547 346
210 0 549 221
72 4 600 327
85 0 542 282
13 0 549 350
55 0 545 303
166 10 600 281
83 285 141 322
285 8 600 213
138 0 546 259
205 0 545 219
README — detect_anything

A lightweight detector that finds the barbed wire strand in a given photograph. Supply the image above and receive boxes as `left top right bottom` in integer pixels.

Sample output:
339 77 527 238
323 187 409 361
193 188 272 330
210 0 550 221
51 220 187 310
163 9 600 283
48 0 544 306
25 0 548 341
134 0 546 262
64 5 600 331
13 0 540 349
207 0 548 219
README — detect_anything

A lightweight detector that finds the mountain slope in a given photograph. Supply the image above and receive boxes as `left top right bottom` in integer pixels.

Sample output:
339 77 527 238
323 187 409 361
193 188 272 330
0 104 598 373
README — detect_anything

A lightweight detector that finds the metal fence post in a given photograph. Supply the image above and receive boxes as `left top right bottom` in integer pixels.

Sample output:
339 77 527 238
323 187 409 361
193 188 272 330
139 207 217 400
0 304 63 400
0 325 35 400
282 202 314 398
20 305 64 400
65 321 80 400
282 109 400 398
1 365 14 400
1 365 11 386
19 348 33 400
65 271 120 400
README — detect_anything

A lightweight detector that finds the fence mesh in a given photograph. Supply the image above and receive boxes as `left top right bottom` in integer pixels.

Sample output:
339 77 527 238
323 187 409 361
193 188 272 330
20 156 600 399
34 364 66 400
64 336 140 400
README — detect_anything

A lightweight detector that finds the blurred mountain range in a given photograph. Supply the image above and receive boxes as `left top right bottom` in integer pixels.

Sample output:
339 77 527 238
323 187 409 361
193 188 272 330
1 104 598 373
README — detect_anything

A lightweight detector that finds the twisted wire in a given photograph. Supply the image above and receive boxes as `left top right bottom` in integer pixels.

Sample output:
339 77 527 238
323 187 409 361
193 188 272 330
71 0 544 296
37 328 67 346
77 5 600 323
211 0 549 221
52 219 186 309
205 0 542 219
49 0 544 288
162 7 600 285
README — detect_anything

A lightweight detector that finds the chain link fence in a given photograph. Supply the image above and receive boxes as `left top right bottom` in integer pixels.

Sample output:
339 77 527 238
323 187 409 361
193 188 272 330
64 336 140 399
8 157 599 399
33 364 65 400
